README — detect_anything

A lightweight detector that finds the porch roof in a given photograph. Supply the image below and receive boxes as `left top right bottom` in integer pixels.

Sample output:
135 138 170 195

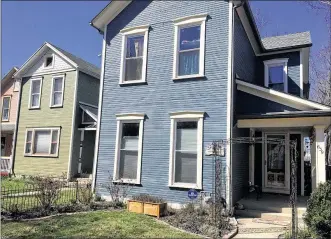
237 110 331 129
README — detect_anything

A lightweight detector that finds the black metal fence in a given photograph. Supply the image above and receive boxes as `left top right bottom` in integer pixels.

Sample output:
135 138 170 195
1 181 92 212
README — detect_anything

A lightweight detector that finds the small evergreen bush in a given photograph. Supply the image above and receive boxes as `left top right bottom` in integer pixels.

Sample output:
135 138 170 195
304 181 331 238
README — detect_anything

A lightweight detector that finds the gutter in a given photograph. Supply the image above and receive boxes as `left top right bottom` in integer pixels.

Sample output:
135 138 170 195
238 111 331 120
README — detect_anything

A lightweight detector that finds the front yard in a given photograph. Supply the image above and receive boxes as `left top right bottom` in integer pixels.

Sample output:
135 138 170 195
1 210 200 238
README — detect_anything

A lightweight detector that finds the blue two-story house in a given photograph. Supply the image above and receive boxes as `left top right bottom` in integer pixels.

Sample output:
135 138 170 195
90 0 331 208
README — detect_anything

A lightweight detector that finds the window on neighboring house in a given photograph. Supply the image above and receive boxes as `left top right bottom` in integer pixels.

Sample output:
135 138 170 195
2 96 11 121
29 78 42 109
24 128 60 157
173 14 207 79
114 114 144 183
264 59 288 92
50 75 64 107
169 112 204 189
44 55 54 68
120 26 149 84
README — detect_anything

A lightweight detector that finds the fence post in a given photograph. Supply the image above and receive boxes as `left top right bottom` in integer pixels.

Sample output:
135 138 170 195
75 181 79 203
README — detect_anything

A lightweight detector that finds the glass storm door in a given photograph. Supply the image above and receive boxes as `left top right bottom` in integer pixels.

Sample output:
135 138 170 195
264 134 288 191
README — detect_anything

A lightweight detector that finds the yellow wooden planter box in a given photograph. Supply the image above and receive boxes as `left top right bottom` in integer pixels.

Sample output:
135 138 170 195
127 200 166 218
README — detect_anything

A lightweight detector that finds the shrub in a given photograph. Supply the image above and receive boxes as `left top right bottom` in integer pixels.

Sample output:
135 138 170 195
304 181 331 238
29 175 66 212
100 175 133 203
77 183 93 204
131 194 164 203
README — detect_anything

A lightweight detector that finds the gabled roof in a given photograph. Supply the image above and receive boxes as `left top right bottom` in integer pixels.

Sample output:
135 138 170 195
2 67 18 86
79 101 98 121
14 42 100 79
261 32 312 51
236 79 330 111
90 1 312 53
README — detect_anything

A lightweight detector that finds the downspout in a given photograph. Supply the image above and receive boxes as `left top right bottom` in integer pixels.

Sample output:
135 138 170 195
227 0 244 208
11 77 22 176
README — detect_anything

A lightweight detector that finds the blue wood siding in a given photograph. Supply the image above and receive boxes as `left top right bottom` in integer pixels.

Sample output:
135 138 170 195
256 52 301 96
96 0 230 204
236 91 299 115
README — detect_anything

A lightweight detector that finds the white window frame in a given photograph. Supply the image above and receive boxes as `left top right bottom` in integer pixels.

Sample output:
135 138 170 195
169 111 204 189
50 75 65 108
113 113 145 184
44 54 55 69
264 58 289 93
28 77 43 109
24 127 61 157
173 14 207 80
119 25 149 85
1 96 11 122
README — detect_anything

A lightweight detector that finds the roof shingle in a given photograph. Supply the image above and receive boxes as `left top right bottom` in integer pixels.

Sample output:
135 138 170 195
261 31 312 50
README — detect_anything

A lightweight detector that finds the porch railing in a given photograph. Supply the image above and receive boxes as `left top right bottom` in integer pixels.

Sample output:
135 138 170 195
1 156 11 174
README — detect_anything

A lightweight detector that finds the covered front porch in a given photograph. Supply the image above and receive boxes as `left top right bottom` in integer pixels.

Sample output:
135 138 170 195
1 123 15 176
238 111 331 197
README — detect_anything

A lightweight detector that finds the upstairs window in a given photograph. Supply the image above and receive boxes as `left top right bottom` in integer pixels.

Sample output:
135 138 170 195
29 78 42 109
1 96 11 121
173 14 207 79
44 55 54 68
264 59 288 92
50 75 64 107
120 26 149 84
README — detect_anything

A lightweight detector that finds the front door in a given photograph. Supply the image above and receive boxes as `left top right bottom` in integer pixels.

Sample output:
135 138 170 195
263 133 290 194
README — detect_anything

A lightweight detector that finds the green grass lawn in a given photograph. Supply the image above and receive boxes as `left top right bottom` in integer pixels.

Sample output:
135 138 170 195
1 177 31 191
1 211 200 238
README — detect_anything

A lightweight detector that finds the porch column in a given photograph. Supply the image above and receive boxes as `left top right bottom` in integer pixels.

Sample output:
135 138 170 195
249 129 255 184
311 125 326 191
78 130 84 174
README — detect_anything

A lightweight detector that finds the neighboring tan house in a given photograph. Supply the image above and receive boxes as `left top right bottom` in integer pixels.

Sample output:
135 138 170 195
90 0 331 209
1 67 19 175
13 42 100 179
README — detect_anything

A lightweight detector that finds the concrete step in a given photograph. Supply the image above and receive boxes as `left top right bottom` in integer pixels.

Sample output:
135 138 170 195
236 209 304 222
235 232 283 238
240 200 306 216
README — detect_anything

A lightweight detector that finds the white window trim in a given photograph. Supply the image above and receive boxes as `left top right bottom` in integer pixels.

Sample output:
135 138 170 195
168 111 204 189
173 14 207 80
50 74 65 108
264 58 289 93
28 77 43 109
113 113 145 184
43 54 55 69
119 25 149 85
1 96 11 122
24 127 61 157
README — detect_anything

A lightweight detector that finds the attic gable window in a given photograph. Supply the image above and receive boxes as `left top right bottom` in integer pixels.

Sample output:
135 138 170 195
173 14 207 80
44 55 54 69
119 26 149 85
264 59 288 93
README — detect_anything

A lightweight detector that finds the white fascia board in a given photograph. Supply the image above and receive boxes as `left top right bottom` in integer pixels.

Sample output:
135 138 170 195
91 0 132 32
14 42 78 79
236 80 330 110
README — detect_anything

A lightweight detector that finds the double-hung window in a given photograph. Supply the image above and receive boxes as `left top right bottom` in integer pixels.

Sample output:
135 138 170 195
114 114 144 184
50 75 65 107
169 112 204 189
29 78 42 109
264 59 288 92
2 96 11 121
173 14 207 79
119 26 149 84
24 128 60 157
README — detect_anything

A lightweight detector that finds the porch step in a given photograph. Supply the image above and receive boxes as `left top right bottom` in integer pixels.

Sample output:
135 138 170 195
236 209 304 222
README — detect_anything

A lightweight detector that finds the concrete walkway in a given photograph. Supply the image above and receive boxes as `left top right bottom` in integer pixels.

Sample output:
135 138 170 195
234 218 287 238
